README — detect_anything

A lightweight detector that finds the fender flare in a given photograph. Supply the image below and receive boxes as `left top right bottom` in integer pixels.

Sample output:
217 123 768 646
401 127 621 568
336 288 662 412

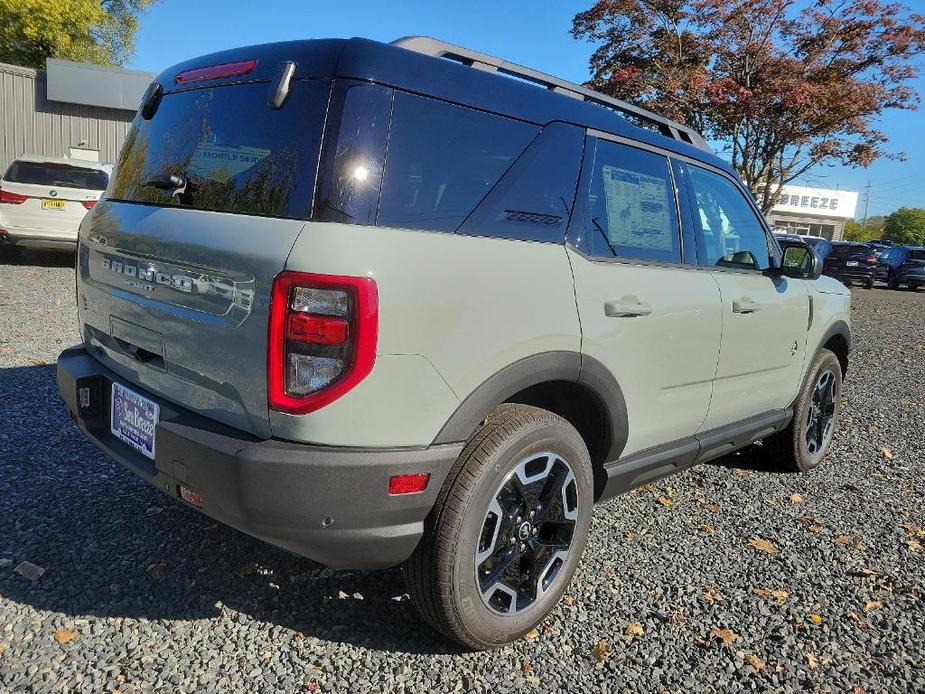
816 319 851 373
431 351 629 463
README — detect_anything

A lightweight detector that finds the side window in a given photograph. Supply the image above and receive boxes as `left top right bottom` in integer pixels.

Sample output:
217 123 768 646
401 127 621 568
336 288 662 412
458 122 584 243
581 139 681 263
377 92 538 232
687 166 771 271
314 82 392 225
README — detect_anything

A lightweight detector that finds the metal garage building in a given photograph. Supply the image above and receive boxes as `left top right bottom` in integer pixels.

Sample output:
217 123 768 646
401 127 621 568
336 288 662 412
767 184 859 241
0 59 154 174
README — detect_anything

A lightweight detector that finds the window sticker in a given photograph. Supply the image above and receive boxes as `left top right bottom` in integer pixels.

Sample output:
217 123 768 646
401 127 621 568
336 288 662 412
601 165 672 251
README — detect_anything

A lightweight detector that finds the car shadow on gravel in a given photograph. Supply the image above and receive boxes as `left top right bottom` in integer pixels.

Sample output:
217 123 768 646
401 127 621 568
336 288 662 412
0 365 462 655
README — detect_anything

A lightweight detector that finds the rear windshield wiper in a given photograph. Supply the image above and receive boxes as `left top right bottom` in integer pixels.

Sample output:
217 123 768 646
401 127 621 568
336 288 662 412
141 173 194 203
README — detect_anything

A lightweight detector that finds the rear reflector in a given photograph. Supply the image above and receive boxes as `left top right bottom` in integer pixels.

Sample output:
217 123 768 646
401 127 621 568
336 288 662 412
175 59 257 85
178 485 204 508
388 473 431 495
0 189 27 204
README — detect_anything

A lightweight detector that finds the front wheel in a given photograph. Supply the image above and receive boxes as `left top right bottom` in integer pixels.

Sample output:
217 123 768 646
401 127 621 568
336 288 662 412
765 348 842 472
403 404 594 649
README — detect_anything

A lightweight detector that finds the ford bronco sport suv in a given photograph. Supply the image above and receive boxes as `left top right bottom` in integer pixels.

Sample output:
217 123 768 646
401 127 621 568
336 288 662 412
58 36 851 649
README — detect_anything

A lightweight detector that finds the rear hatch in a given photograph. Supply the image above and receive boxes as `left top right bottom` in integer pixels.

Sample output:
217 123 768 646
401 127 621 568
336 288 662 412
824 244 876 275
77 60 332 438
1 160 106 232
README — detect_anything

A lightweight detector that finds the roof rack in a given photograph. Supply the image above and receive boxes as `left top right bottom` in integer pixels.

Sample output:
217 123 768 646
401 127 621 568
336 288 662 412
391 36 711 153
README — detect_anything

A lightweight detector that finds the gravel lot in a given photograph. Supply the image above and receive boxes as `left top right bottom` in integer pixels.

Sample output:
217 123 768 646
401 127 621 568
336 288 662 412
1 249 923 693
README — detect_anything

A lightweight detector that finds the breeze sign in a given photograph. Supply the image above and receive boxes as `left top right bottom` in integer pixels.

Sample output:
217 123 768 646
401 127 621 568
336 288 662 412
770 185 858 220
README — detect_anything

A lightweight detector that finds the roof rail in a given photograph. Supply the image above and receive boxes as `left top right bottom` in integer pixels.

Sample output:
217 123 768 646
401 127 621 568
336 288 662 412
391 36 710 153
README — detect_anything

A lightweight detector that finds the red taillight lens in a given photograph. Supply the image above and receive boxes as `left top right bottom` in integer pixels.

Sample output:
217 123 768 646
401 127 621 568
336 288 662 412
388 473 431 495
175 59 257 85
81 200 97 210
865 256 877 264
0 189 28 204
268 271 378 415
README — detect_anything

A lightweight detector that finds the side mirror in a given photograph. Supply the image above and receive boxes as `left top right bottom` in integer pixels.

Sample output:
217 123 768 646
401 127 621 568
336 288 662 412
775 240 822 280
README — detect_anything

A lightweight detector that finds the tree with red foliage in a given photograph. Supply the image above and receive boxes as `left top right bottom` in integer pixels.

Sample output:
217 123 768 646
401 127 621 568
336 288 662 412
572 0 925 212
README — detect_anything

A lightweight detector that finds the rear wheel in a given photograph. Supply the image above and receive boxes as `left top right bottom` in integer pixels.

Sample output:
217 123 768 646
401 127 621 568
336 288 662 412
765 348 842 472
403 403 594 649
864 277 874 289
888 272 900 290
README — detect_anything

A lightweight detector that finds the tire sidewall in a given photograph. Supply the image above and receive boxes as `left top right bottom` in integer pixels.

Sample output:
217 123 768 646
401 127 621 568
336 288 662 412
448 419 593 647
792 350 843 470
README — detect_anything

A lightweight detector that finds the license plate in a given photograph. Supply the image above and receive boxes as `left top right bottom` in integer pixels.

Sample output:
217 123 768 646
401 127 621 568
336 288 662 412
42 198 66 210
846 261 858 267
111 382 159 460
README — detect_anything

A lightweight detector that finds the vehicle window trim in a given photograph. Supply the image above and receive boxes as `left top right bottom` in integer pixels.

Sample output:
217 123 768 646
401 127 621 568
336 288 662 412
567 132 691 266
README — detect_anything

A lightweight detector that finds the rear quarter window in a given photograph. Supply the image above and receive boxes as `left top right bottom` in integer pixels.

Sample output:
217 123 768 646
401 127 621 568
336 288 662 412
109 80 330 219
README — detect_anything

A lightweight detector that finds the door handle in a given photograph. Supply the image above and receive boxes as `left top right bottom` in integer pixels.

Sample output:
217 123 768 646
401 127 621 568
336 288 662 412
732 297 761 314
604 297 653 318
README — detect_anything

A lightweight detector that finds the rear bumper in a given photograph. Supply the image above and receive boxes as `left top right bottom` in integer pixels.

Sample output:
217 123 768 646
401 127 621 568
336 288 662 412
57 346 463 569
898 271 925 286
1 224 77 250
825 268 874 284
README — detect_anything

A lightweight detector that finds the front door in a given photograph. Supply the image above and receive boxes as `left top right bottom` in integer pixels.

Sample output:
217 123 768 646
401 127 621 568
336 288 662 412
568 138 722 458
680 164 810 431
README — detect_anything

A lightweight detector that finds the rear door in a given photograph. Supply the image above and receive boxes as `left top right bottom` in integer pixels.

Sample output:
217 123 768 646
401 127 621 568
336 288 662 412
1 160 106 232
679 163 809 430
568 137 722 457
78 78 331 438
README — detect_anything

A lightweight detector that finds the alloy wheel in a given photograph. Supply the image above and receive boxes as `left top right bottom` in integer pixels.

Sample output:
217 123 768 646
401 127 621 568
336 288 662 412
805 369 837 455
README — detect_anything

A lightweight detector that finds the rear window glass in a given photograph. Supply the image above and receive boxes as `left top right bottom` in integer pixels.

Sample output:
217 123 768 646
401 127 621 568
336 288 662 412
377 93 538 232
830 244 866 257
5 161 108 190
109 80 330 219
909 249 925 260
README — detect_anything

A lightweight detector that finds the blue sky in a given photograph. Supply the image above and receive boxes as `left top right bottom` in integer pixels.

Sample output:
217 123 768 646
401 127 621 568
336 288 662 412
127 0 925 218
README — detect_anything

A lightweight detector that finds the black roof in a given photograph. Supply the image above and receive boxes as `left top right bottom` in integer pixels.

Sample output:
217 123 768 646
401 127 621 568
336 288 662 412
156 37 735 176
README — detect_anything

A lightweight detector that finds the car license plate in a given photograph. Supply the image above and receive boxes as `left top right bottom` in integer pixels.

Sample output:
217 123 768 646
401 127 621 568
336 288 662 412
42 198 66 210
111 382 159 460
846 260 858 267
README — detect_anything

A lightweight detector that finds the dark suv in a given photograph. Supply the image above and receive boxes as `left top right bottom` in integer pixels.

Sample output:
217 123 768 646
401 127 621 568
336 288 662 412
823 242 877 288
876 245 925 290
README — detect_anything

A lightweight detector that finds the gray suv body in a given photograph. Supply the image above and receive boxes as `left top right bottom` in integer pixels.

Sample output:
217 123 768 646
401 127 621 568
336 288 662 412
58 36 851 648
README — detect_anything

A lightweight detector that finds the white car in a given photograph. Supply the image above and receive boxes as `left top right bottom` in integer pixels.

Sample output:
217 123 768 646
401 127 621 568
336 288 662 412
0 155 109 255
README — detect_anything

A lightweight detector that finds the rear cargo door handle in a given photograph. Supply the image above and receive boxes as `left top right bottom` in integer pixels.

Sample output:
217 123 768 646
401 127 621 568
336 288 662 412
604 297 652 318
732 297 761 314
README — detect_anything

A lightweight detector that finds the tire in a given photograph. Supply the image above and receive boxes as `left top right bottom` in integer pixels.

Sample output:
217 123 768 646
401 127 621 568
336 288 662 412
765 348 842 472
888 273 900 290
403 403 594 650
864 277 874 289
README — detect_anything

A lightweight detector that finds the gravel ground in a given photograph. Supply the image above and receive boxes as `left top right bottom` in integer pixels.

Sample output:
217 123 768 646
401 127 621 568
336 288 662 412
1 249 923 693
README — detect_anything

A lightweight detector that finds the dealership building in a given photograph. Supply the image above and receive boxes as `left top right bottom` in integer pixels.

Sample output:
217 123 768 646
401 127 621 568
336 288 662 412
0 59 154 173
766 184 859 241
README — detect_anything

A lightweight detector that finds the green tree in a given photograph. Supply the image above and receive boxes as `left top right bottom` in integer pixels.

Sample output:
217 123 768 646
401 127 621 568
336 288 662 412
0 0 156 70
843 220 877 242
882 207 925 246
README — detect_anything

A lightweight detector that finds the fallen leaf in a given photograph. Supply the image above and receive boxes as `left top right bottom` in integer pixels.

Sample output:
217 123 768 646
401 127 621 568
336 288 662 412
880 447 893 460
867 424 880 433
525 674 540 688
13 561 44 581
748 537 778 555
789 493 804 504
834 536 852 546
709 627 737 644
657 496 673 507
797 514 824 526
699 523 716 534
701 501 719 513
524 628 539 640
703 586 724 603
53 629 78 644
752 587 789 604
625 531 637 541
563 595 574 606
855 567 878 578
591 639 610 663
745 654 766 669
734 468 749 477
520 659 532 675
864 600 882 613
804 651 819 669
901 523 925 537
903 539 922 552
808 613 823 624
624 623 644 640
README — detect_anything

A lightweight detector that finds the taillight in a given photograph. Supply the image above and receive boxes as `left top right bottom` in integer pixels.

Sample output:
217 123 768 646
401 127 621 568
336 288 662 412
0 189 27 204
175 59 257 85
81 200 97 210
268 271 378 414
865 256 877 264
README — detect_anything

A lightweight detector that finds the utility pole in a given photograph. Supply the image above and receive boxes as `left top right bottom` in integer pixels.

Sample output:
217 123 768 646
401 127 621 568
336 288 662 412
861 179 871 231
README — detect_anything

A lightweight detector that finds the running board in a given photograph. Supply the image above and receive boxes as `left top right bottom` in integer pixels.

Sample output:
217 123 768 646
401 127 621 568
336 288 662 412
599 409 793 500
